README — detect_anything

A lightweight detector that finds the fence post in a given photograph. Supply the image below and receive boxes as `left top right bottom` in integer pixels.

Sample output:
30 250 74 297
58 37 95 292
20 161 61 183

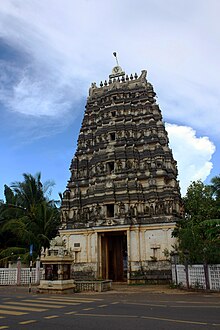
17 257 21 286
28 260 32 293
204 262 210 290
171 251 179 285
36 257 41 285
184 250 190 289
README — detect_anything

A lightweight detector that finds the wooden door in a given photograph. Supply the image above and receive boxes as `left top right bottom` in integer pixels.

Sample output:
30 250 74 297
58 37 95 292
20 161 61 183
101 232 126 281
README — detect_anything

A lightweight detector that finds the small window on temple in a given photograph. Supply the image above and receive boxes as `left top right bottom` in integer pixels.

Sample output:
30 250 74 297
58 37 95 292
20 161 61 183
107 161 114 173
111 111 116 117
74 243 80 247
106 204 114 217
110 132 116 141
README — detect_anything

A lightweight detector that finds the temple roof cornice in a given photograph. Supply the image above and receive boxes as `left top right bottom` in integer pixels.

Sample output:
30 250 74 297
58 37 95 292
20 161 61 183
88 70 148 99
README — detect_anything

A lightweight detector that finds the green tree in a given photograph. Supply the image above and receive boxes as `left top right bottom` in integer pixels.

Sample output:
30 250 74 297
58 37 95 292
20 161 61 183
173 179 220 264
211 175 220 206
0 173 60 265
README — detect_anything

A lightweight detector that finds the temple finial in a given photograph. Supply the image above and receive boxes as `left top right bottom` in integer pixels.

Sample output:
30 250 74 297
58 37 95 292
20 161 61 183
113 52 119 66
110 52 125 78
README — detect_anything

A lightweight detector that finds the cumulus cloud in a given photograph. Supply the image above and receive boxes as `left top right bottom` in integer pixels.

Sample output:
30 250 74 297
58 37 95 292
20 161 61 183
0 46 85 116
166 123 216 195
0 0 220 136
3 64 78 118
0 57 85 140
0 0 218 190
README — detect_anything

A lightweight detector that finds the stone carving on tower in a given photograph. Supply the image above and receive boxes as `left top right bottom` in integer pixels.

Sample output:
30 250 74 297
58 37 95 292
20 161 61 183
61 57 183 232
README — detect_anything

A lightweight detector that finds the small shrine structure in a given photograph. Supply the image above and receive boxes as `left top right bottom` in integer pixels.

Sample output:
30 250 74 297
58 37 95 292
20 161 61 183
38 236 75 293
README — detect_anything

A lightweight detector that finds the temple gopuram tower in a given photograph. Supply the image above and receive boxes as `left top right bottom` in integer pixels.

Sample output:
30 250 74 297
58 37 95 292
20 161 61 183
60 59 183 283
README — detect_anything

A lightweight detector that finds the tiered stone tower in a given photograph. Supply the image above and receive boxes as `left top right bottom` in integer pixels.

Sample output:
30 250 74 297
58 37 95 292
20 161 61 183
60 61 182 283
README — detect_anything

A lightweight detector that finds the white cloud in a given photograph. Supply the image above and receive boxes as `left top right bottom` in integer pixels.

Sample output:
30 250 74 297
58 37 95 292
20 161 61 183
0 0 219 207
0 0 219 188
166 123 216 195
0 0 220 137
0 53 85 117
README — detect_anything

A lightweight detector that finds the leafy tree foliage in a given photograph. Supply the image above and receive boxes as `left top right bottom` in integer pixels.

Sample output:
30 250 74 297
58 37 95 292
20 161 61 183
173 177 220 264
211 175 220 205
0 173 61 266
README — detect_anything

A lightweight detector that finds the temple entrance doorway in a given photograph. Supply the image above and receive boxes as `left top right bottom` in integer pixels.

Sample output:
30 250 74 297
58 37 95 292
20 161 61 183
101 231 127 282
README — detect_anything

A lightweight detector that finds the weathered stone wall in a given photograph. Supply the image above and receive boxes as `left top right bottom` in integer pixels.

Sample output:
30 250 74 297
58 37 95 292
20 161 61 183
129 260 172 283
61 224 175 283
71 262 97 280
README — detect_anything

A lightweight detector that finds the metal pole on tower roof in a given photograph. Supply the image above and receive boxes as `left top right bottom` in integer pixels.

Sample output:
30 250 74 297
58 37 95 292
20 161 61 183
113 52 119 66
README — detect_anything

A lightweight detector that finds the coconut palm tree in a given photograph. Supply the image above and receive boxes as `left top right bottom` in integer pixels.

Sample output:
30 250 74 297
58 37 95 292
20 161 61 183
0 173 60 265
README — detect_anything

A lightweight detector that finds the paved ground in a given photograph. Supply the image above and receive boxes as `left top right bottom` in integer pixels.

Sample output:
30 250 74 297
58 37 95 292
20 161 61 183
1 282 220 296
108 283 190 294
0 282 219 295
0 284 220 329
0 283 189 295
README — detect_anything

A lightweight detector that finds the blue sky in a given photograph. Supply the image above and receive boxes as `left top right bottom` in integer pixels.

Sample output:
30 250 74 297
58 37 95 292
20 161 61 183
0 0 219 200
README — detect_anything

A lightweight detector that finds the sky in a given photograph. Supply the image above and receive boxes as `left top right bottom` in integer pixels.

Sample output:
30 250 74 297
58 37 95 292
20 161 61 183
0 0 219 201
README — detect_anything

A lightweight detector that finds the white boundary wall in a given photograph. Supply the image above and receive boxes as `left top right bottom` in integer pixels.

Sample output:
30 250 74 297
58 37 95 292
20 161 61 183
172 264 220 291
0 268 42 285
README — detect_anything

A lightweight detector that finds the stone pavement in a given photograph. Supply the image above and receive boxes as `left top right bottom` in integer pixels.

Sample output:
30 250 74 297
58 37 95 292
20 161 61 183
110 282 220 297
0 283 193 296
111 282 186 294
0 283 219 296
0 285 39 295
